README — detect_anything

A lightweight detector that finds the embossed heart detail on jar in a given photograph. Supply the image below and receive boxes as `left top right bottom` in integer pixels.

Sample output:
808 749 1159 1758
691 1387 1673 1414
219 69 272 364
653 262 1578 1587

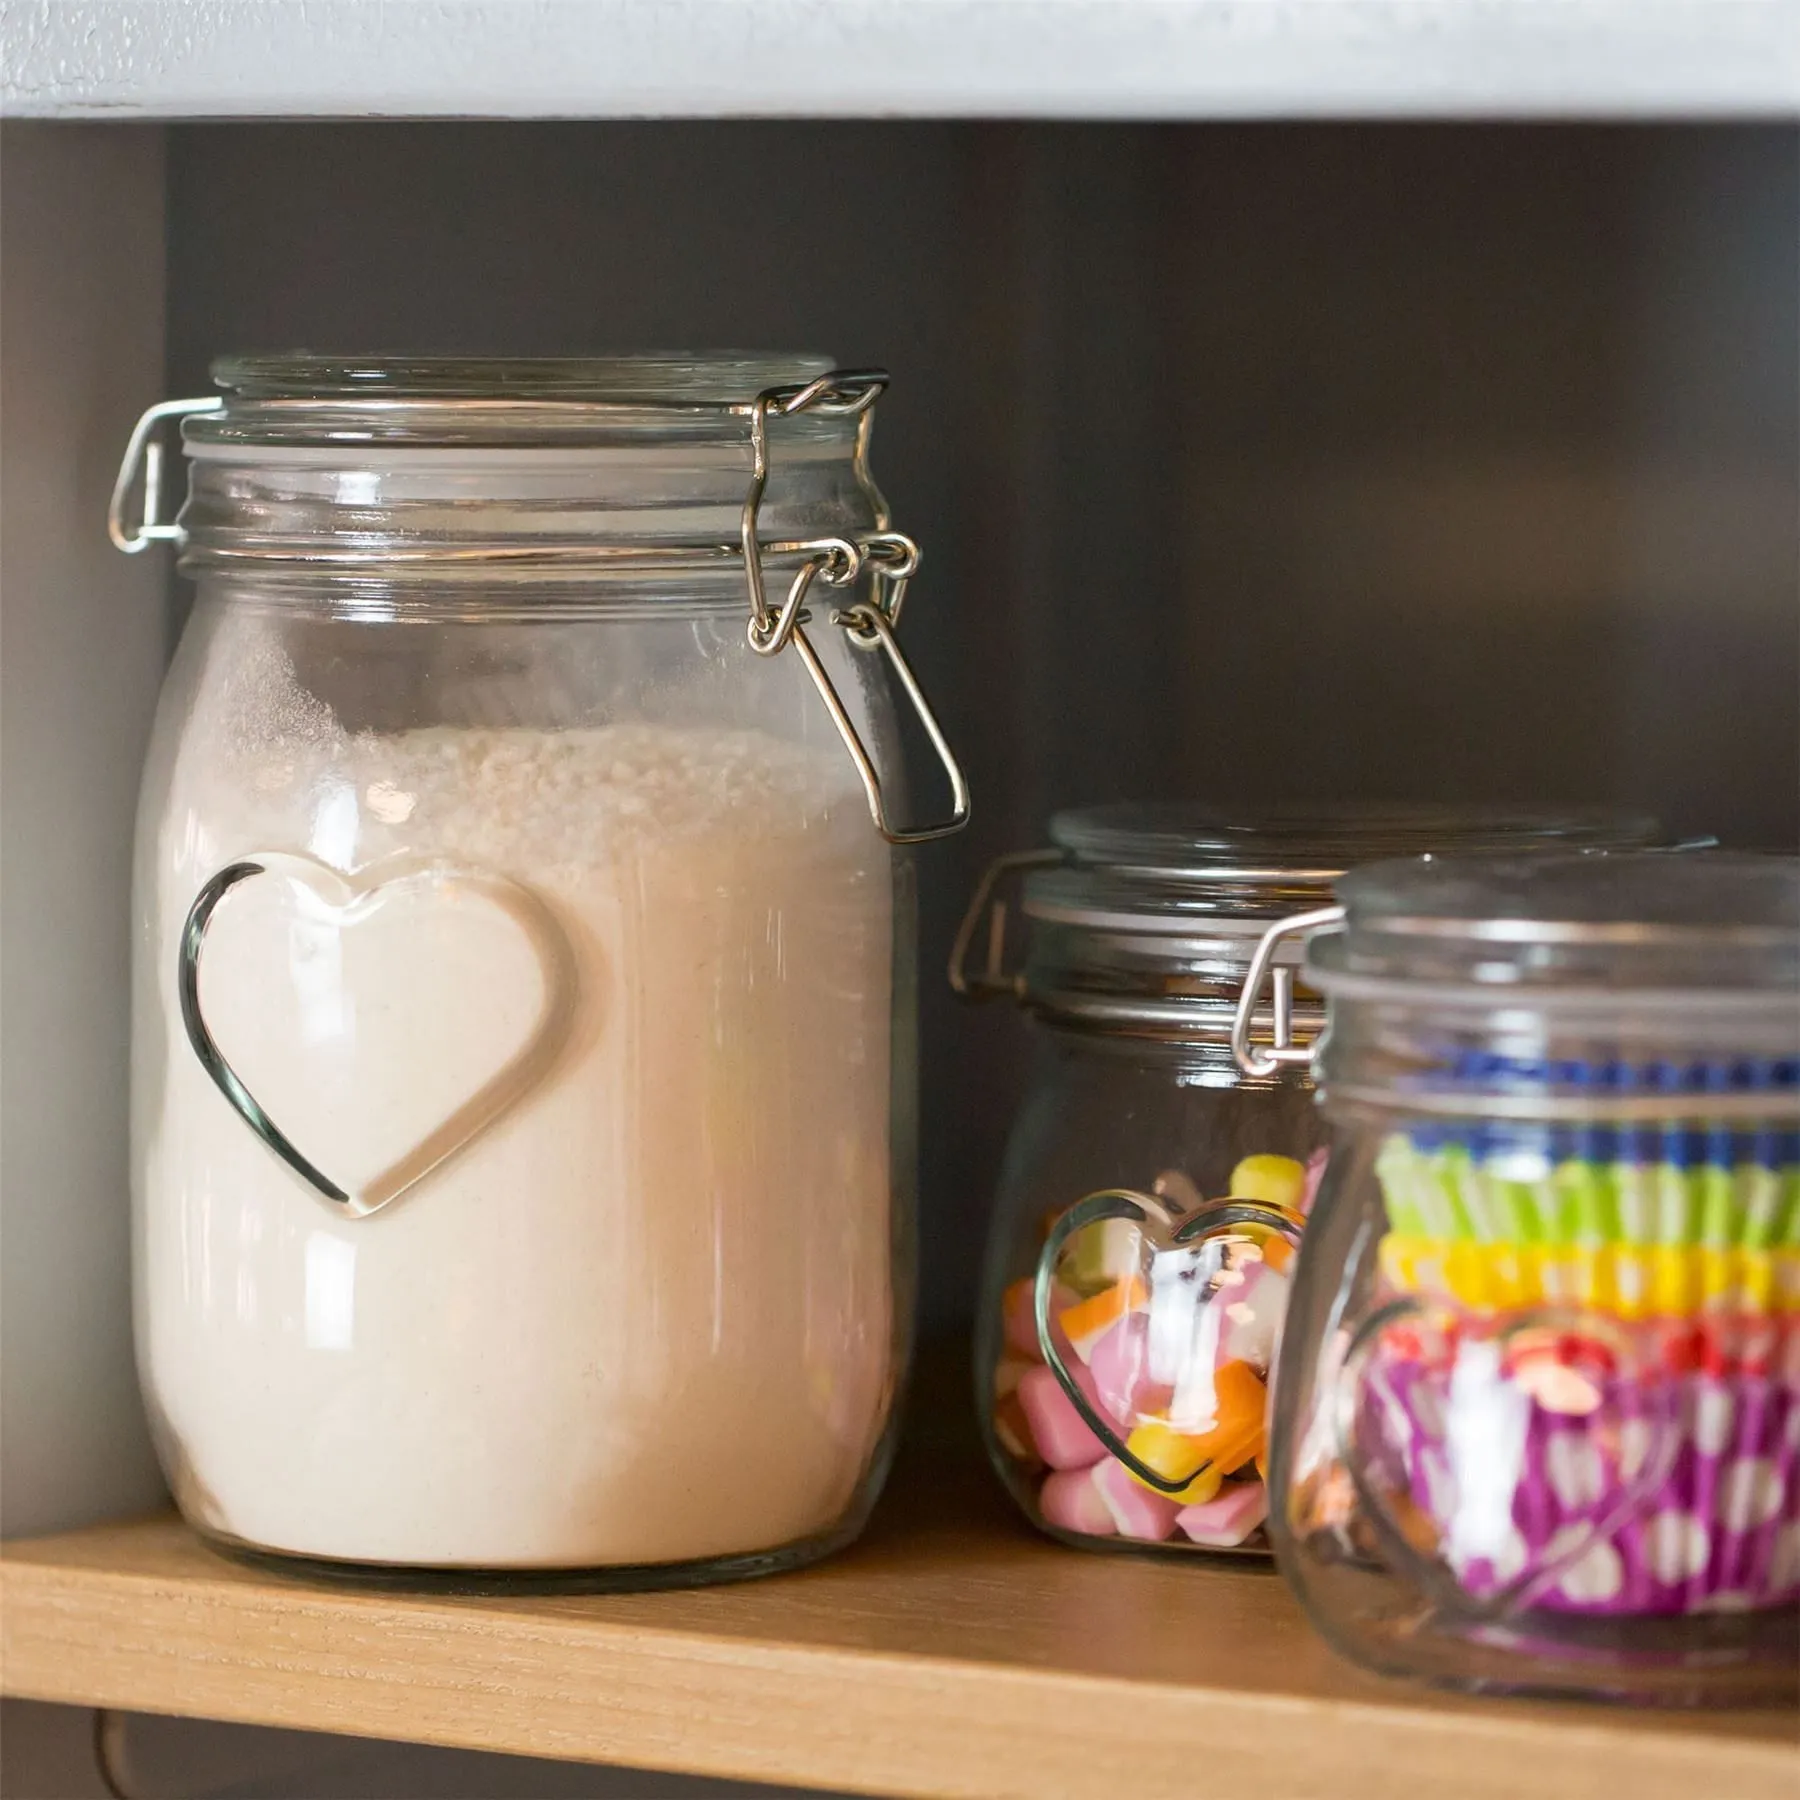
180 851 578 1219
1033 1187 1303 1495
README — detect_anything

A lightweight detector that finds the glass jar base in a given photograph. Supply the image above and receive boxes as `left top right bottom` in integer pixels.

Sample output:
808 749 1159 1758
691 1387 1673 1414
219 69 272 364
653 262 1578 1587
993 1451 1277 1562
187 1513 872 1597
1306 1597 1800 1709
1032 1514 1279 1567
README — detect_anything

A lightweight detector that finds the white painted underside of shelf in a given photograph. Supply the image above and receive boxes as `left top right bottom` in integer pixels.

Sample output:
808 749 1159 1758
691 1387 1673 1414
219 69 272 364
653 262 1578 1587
2 0 1796 120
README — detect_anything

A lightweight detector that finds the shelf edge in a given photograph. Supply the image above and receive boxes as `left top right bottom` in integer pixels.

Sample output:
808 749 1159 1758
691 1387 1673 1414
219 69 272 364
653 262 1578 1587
5 1536 1796 1800
4 1 1798 121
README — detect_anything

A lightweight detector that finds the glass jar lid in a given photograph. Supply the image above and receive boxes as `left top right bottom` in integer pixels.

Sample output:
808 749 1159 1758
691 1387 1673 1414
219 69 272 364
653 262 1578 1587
1241 852 1799 1120
134 352 886 576
1026 802 1661 932
1312 851 1800 1000
199 352 837 418
107 354 970 846
952 802 1665 1050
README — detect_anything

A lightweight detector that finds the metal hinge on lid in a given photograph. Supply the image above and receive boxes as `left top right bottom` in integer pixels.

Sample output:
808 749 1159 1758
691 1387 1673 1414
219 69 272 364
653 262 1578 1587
107 397 223 553
738 369 969 845
108 372 968 848
1231 904 1347 1077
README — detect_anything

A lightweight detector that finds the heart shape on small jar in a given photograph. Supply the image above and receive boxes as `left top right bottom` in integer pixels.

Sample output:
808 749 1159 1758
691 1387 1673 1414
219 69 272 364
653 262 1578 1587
1333 1300 1680 1623
1034 1187 1303 1495
179 851 578 1219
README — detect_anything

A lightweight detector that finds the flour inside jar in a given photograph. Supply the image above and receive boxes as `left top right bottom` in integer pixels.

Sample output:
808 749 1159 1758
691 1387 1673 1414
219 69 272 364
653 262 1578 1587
135 639 897 1569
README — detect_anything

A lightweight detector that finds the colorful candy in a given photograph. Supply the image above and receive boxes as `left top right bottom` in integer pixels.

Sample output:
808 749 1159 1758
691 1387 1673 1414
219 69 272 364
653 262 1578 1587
1016 1363 1110 1470
1212 1255 1290 1369
1084 1312 1163 1419
1093 1455 1185 1540
1122 1421 1228 1504
1131 1360 1266 1487
1064 1215 1145 1292
1228 1153 1309 1212
992 1357 1039 1465
1058 1276 1148 1361
1178 1479 1269 1547
1040 1466 1118 1536
991 1148 1308 1553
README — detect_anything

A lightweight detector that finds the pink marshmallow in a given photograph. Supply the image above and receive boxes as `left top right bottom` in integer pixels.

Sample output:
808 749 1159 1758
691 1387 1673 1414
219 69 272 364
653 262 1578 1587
1086 1312 1158 1422
1177 1479 1269 1547
1039 1467 1118 1537
1016 1363 1109 1470
1215 1259 1290 1373
1092 1455 1183 1542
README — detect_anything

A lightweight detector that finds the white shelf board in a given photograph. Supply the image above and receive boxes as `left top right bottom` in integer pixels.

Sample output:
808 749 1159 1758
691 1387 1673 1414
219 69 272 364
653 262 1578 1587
3 0 1796 122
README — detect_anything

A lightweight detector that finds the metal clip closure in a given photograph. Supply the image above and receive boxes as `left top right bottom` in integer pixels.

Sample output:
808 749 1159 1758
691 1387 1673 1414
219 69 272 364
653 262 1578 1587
108 374 969 846
948 850 1062 999
740 370 969 846
107 397 223 553
1230 904 1347 1078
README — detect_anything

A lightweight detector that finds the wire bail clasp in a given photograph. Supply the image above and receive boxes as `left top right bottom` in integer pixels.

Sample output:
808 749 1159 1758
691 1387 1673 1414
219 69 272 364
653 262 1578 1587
107 397 223 553
739 370 969 846
948 850 1062 1000
1230 904 1347 1078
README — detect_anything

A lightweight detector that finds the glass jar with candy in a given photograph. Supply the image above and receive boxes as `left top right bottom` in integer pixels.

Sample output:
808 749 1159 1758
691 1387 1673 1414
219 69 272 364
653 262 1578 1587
956 805 1662 1560
1257 852 1797 1701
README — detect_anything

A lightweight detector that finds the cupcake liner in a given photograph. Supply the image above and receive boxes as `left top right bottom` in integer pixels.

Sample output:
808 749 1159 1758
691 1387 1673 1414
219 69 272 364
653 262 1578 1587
1378 1135 1800 1253
1377 1235 1800 1320
1370 1347 1800 1617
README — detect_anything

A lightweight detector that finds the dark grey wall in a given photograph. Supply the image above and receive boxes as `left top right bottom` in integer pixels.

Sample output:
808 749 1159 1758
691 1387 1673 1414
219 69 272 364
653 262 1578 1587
0 1700 848 1798
167 121 1800 1332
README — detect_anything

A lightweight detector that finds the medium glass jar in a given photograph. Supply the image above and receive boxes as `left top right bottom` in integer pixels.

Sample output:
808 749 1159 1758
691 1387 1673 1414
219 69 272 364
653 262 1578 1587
959 806 1663 1558
1262 853 1798 1703
117 355 967 1584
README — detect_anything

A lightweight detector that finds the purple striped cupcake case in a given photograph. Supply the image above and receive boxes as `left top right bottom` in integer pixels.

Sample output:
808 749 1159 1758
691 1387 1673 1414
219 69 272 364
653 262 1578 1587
1347 1324 1800 1618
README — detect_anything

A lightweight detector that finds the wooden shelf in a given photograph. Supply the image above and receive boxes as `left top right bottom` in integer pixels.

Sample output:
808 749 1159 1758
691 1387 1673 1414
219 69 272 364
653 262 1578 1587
4 1422 1795 1800
3 1 1795 121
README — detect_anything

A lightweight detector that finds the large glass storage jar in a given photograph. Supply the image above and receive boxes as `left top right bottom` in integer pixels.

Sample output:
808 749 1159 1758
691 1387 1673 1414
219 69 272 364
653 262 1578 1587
959 806 1661 1559
117 355 967 1584
1263 853 1798 1703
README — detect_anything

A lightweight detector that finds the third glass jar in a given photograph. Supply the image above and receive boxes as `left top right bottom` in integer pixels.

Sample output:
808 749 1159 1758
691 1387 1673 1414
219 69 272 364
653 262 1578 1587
959 804 1664 1559
1265 852 1797 1703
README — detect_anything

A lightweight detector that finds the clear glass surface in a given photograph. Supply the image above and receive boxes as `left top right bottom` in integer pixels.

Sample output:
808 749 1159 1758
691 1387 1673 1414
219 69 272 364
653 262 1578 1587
1270 853 1799 1702
129 354 921 1586
134 587 915 1582
969 808 1665 1563
973 1033 1323 1558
